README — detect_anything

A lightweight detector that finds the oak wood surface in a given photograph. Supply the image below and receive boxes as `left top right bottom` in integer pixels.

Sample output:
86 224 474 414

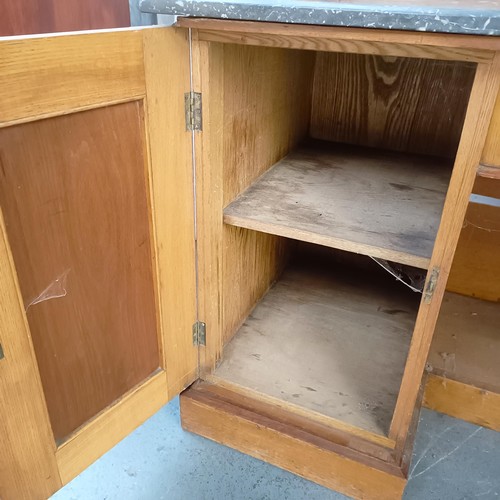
1 26 198 492
428 293 500 393
310 53 475 158
180 19 497 61
446 87 500 301
423 375 500 432
181 384 407 500
224 141 451 269
0 211 61 500
446 199 500 302
56 370 168 484
192 38 225 373
0 30 145 127
0 102 160 441
389 56 500 444
213 260 419 437
1 0 129 37
200 382 398 461
195 42 315 376
220 44 314 349
482 89 500 167
143 27 198 396
181 18 500 51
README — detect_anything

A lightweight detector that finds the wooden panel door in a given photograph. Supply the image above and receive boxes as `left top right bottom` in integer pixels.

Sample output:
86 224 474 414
0 26 197 499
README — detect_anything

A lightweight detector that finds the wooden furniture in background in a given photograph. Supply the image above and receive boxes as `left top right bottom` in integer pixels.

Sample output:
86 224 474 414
1 0 129 36
424 89 500 432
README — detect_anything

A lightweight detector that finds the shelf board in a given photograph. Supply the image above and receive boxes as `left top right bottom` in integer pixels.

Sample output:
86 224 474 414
213 262 419 437
224 141 452 269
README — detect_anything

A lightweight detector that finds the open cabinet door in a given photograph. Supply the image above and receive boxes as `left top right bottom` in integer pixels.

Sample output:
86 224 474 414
0 26 197 499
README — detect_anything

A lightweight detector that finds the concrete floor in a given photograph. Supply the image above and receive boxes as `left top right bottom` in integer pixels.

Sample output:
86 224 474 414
52 398 500 500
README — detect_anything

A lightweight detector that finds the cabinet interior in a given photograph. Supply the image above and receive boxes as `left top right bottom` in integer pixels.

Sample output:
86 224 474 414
200 43 477 438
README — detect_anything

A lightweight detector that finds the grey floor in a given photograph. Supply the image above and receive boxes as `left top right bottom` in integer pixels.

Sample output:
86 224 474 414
52 398 500 500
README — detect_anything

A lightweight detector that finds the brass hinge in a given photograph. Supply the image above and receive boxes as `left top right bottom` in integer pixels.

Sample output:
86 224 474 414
423 267 440 304
184 91 202 131
192 321 206 346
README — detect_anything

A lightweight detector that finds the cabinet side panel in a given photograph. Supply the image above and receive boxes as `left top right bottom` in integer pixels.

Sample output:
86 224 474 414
310 52 475 158
222 45 316 346
0 102 160 442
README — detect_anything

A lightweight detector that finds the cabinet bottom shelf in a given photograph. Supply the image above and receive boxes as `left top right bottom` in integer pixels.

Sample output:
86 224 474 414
210 257 420 438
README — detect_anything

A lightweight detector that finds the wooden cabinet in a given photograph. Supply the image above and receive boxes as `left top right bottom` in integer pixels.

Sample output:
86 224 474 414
1 20 500 500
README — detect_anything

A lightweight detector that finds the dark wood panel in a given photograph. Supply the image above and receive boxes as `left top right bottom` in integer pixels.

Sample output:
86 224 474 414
0 102 159 441
1 0 129 36
310 53 476 158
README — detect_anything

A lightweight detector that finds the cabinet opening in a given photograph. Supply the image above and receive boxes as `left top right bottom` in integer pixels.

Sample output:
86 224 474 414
200 42 477 440
210 242 421 437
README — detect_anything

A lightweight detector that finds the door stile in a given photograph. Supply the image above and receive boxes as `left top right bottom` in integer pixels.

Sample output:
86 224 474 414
389 53 500 447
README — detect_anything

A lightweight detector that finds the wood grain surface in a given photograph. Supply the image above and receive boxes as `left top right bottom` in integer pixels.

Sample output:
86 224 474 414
194 43 315 374
389 56 500 444
0 210 61 499
424 375 500 432
447 197 500 301
56 370 168 484
310 53 475 158
199 382 398 459
142 27 198 396
181 384 407 500
482 83 500 167
224 141 452 269
213 259 419 437
179 18 499 59
428 292 500 393
1 0 129 36
0 102 160 441
0 30 145 127
221 44 314 346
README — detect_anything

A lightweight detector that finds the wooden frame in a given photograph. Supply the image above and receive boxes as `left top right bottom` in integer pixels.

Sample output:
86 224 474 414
181 383 407 500
189 19 500 498
424 375 500 432
3 18 500 500
0 26 197 498
178 18 500 62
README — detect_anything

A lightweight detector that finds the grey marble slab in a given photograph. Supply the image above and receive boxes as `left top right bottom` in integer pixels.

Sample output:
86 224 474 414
139 0 500 35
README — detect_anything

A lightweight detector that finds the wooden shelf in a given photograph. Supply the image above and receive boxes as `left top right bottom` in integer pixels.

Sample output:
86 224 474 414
212 261 420 437
224 141 452 269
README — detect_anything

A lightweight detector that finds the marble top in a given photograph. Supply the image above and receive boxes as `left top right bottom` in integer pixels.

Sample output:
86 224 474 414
139 0 500 35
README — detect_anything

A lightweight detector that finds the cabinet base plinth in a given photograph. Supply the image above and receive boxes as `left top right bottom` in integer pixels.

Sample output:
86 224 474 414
424 374 500 432
180 383 407 500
